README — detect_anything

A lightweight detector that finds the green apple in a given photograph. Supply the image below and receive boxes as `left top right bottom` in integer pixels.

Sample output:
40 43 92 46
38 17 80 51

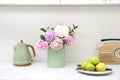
90 56 99 65
96 63 106 71
86 62 95 71
81 60 89 70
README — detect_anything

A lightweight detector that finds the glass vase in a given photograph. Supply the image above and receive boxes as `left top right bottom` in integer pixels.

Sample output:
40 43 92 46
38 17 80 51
47 47 65 68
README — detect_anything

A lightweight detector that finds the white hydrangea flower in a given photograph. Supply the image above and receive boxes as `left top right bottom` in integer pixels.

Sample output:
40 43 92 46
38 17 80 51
54 24 69 37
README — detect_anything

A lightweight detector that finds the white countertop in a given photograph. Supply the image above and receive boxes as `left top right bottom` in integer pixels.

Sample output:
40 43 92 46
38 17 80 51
0 62 120 80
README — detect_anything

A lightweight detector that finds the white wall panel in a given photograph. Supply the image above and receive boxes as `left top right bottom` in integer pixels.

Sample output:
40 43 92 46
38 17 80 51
0 6 120 62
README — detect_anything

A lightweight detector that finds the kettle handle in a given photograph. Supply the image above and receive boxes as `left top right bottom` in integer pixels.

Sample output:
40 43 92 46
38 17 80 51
27 44 36 57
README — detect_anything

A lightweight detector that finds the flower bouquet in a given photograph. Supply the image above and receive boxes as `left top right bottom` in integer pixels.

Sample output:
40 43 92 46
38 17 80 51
37 24 78 68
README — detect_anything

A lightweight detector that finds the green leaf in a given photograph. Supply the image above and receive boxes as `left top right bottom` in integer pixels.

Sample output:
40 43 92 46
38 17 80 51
40 35 45 41
77 64 81 67
51 27 54 30
68 26 73 33
76 67 82 70
40 28 46 32
75 26 78 29
71 29 74 33
73 24 75 27
63 40 66 45
106 68 112 71
76 64 82 70
47 27 49 29
73 24 78 30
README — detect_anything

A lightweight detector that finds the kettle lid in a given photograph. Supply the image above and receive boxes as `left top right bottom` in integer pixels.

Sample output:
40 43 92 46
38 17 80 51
17 40 26 45
20 40 24 43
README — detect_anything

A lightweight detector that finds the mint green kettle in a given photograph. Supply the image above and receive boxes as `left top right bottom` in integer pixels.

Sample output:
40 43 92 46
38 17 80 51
13 40 36 66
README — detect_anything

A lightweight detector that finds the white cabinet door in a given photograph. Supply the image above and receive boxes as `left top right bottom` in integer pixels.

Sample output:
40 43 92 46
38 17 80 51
0 0 60 5
61 0 106 5
107 0 120 4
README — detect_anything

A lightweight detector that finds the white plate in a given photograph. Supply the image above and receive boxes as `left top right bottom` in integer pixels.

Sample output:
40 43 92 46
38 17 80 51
77 69 112 75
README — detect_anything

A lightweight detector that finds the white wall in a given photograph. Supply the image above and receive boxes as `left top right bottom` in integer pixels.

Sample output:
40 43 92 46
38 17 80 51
0 6 120 62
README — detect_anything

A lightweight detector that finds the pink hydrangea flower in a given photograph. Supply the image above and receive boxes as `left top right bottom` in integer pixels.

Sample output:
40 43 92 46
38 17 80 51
37 41 48 50
50 37 63 50
64 34 75 46
45 29 57 43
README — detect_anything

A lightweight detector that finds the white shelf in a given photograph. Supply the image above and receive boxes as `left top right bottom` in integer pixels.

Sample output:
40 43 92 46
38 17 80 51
0 0 120 5
61 0 106 5
0 0 60 5
61 0 120 5
107 0 120 4
0 62 120 80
